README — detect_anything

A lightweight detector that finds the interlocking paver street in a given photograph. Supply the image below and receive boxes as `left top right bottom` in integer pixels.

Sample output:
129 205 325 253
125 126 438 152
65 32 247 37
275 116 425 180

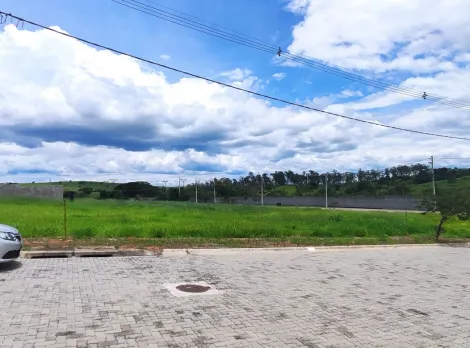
1 247 470 347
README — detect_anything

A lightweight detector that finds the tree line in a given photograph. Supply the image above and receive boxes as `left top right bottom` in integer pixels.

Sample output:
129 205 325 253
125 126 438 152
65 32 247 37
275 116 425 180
65 164 470 201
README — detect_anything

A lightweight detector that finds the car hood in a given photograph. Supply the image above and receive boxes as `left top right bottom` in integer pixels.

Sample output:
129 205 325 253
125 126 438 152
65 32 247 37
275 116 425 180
0 223 19 234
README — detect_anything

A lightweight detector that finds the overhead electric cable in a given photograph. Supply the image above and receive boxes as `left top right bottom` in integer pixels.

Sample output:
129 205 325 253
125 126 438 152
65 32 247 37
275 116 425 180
1 11 469 141
110 0 470 111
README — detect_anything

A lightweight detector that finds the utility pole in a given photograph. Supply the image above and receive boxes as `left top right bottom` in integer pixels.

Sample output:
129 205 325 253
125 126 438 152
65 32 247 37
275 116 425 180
325 174 328 208
213 185 216 204
430 156 436 195
162 180 168 201
195 178 198 204
179 178 187 199
260 177 264 206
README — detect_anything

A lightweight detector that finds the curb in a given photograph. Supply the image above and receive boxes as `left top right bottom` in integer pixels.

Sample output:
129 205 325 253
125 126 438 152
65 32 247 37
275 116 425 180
22 250 74 259
74 249 117 257
161 243 470 256
162 246 311 256
161 244 443 256
21 243 470 259
21 248 156 259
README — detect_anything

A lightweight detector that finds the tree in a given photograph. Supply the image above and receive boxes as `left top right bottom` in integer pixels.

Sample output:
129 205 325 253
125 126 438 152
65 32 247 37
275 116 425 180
114 181 158 199
78 187 93 196
272 171 286 186
420 189 470 241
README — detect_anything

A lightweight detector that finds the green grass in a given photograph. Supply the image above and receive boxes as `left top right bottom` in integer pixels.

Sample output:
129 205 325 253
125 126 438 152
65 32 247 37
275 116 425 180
268 185 298 196
410 176 470 196
1 197 469 243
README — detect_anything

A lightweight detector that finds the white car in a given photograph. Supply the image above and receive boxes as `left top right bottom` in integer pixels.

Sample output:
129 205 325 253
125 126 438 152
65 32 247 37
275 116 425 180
0 223 23 263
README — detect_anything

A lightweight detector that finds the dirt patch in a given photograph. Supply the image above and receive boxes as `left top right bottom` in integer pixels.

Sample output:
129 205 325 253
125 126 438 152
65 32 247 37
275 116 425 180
24 238 74 250
119 244 143 250
22 236 469 252
390 236 415 243
143 245 164 252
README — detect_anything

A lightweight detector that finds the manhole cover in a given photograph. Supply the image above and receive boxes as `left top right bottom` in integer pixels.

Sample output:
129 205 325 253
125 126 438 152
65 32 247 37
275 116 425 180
176 284 211 293
164 282 222 297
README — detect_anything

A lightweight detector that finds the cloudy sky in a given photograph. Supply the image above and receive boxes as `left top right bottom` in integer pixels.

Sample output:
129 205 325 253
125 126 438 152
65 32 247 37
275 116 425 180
1 0 470 185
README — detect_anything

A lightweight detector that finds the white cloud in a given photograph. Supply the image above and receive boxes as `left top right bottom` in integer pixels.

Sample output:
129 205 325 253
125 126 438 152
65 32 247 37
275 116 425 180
341 90 363 98
220 68 252 80
159 54 171 60
286 0 309 14
456 53 470 63
1 24 470 183
287 0 470 73
272 72 286 81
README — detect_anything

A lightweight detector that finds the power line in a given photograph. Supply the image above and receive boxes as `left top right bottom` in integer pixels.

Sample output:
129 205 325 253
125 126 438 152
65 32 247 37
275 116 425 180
1 11 470 142
434 157 470 160
110 0 470 111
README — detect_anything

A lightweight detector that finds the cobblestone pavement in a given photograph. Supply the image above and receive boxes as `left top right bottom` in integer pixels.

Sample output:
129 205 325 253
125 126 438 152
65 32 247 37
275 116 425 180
1 246 470 348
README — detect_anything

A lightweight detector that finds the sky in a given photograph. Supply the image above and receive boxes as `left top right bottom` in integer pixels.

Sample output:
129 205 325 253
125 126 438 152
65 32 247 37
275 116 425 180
1 0 470 185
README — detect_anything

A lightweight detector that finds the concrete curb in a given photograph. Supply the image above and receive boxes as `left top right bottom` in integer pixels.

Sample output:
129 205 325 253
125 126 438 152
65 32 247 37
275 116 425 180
116 249 154 257
161 243 462 256
21 243 470 259
21 248 156 259
74 249 118 257
162 247 311 256
22 250 74 259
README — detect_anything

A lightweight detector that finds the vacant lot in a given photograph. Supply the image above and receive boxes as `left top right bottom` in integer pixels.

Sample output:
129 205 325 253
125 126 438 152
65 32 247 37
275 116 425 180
1 198 469 245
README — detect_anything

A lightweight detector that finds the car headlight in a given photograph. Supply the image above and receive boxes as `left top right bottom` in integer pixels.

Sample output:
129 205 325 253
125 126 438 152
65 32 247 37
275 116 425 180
0 232 16 241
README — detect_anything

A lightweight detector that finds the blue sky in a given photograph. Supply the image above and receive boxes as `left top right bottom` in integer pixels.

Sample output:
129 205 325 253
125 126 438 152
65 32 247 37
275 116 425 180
1 0 470 184
1 0 362 104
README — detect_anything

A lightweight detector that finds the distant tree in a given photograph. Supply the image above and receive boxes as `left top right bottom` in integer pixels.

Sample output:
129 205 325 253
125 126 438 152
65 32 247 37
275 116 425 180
262 173 273 190
272 171 287 186
308 170 320 188
98 190 111 199
420 189 470 241
110 190 124 200
114 181 158 198
78 187 93 195
285 170 295 185
167 187 179 201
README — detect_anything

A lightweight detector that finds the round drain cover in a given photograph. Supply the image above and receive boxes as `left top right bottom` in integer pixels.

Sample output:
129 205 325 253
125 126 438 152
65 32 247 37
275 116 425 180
176 284 211 293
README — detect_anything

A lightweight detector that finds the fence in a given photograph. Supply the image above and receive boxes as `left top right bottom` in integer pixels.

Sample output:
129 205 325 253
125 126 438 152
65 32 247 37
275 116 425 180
0 184 63 200
230 195 421 211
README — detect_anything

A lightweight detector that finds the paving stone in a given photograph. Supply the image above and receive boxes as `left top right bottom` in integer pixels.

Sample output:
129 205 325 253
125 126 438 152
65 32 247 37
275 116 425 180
0 248 469 347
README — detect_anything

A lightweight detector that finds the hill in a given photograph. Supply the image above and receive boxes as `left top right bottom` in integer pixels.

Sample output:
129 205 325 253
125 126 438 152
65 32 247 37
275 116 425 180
13 175 470 200
410 175 470 196
11 164 470 201
265 175 470 197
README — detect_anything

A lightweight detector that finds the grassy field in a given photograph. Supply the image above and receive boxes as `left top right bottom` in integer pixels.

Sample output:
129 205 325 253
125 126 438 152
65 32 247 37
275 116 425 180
1 198 469 246
410 176 470 196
